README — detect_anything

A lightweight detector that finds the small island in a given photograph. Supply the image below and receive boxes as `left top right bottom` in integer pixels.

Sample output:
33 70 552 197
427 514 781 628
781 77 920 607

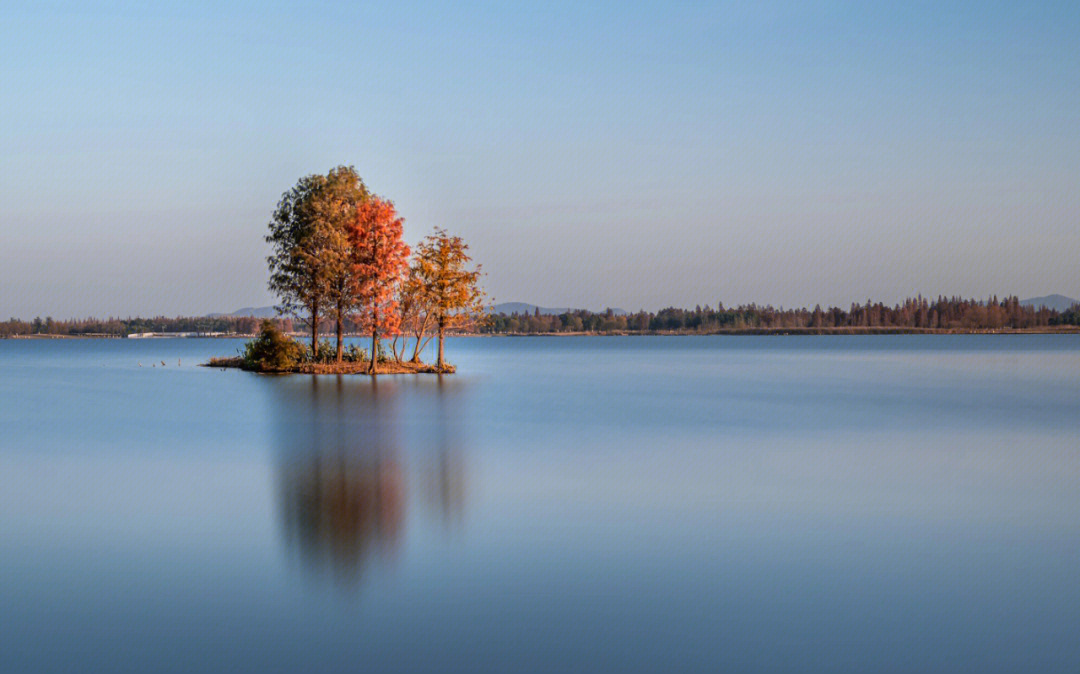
208 166 485 375
208 358 452 374
205 321 454 374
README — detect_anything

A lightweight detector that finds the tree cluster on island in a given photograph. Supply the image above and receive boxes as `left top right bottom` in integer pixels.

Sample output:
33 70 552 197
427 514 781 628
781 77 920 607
263 166 486 374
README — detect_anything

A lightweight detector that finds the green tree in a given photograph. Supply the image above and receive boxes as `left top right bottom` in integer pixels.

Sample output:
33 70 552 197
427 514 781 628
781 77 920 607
307 167 370 361
266 166 368 355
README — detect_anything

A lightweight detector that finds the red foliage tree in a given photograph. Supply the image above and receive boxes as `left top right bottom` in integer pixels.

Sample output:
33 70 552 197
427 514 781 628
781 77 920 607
347 197 410 373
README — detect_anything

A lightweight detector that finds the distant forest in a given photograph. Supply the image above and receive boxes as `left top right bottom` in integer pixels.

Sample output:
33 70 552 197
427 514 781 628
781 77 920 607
482 296 1080 334
3 296 1079 338
0 315 273 338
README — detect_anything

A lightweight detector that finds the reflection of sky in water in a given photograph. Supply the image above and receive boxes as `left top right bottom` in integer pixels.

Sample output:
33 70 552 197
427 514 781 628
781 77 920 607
1 335 1079 672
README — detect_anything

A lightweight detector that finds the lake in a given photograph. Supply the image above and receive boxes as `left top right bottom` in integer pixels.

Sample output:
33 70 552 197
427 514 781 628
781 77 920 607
2 335 1079 672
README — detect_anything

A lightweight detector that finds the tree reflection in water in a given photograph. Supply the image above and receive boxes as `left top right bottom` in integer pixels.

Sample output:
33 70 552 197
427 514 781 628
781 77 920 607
279 446 405 583
271 375 468 586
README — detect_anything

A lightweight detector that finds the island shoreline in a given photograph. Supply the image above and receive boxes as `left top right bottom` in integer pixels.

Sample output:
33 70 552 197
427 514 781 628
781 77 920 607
201 356 455 375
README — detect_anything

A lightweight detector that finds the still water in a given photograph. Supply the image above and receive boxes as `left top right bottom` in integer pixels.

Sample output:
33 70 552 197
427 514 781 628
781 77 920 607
2 335 1079 672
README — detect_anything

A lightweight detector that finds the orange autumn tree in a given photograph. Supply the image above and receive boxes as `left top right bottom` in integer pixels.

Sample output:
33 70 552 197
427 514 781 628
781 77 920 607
348 197 410 374
413 228 487 370
389 267 433 364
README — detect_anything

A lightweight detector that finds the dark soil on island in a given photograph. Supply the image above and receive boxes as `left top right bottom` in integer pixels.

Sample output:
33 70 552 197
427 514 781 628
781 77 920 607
202 356 454 375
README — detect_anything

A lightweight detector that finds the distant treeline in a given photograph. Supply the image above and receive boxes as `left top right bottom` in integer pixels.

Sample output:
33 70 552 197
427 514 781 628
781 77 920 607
0 312 454 338
5 296 1079 338
0 315 288 338
0 313 441 338
483 296 1080 334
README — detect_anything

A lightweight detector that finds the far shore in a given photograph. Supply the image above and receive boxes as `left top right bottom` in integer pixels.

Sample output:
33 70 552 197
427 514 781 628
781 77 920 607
474 326 1080 336
6 326 1080 340
6 333 124 339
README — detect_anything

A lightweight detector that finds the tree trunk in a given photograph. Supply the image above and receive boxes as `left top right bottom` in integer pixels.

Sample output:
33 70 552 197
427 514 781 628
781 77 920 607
335 302 344 362
310 301 319 356
436 319 445 370
411 315 431 363
370 308 378 375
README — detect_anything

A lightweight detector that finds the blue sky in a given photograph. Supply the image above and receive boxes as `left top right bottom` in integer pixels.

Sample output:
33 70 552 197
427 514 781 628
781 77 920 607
3 1 1078 317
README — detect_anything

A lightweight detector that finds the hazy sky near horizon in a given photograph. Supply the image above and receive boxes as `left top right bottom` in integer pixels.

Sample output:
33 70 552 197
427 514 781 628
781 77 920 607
3 1 1079 318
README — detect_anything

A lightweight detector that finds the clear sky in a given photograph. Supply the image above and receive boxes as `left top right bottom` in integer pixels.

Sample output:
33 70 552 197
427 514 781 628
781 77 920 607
3 1 1078 318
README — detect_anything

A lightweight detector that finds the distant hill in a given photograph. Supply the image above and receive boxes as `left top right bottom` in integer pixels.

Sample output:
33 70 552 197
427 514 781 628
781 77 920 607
211 303 598 318
492 302 627 316
1020 295 1079 312
208 306 277 318
493 302 573 315
213 299 1075 319
212 303 632 318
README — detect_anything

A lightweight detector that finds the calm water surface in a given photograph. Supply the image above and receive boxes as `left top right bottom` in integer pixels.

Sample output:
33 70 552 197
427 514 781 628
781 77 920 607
2 335 1079 672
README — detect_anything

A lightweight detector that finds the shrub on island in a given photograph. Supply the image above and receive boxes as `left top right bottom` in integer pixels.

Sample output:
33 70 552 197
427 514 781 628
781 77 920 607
241 321 307 372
